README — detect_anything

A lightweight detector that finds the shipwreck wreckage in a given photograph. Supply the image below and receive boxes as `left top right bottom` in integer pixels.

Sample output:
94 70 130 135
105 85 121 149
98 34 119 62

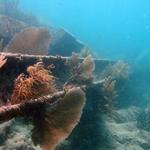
0 0 133 149
0 25 119 150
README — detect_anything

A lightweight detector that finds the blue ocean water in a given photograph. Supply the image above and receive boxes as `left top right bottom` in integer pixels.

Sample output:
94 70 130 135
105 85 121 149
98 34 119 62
0 1 150 150
20 0 150 63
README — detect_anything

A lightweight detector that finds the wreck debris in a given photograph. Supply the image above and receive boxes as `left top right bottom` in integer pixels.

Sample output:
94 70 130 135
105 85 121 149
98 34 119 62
0 52 118 150
49 29 84 56
0 1 125 149
4 27 51 55
0 55 87 150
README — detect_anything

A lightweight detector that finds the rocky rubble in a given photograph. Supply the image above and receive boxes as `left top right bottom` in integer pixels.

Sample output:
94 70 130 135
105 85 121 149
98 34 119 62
1 105 150 150
105 106 150 150
0 119 39 150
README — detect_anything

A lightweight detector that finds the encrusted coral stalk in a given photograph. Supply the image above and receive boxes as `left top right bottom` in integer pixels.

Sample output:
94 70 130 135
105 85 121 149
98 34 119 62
0 91 65 123
0 52 111 67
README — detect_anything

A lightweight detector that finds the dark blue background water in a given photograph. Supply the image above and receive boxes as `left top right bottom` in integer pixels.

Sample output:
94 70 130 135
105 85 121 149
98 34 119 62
20 0 150 63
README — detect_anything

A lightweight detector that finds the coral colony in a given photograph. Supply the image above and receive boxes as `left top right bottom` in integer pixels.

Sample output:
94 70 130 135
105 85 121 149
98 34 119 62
0 1 132 150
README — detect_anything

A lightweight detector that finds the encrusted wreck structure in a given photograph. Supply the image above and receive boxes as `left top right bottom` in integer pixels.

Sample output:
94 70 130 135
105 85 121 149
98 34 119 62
1 1 150 150
0 52 115 150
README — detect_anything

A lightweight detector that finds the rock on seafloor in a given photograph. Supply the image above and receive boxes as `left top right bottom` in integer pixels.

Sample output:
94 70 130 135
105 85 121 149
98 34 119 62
104 106 150 150
1 105 150 150
0 119 40 150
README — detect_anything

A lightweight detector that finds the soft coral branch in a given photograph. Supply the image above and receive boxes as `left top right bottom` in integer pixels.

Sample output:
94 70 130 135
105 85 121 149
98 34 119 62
10 61 56 104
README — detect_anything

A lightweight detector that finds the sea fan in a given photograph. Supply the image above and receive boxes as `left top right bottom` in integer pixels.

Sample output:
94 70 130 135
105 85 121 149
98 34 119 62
66 54 95 85
10 62 56 104
4 27 51 55
32 87 86 150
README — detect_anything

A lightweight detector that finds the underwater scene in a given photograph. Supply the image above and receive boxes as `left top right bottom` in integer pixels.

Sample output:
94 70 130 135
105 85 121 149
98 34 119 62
0 0 150 150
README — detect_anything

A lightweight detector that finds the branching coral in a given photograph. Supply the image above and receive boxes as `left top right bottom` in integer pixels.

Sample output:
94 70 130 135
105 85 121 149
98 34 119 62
0 56 86 149
10 62 56 104
4 27 51 55
0 52 121 150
